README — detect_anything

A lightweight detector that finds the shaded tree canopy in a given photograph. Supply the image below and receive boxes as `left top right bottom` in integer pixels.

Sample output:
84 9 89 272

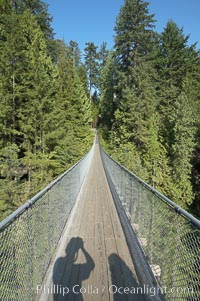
1 0 200 221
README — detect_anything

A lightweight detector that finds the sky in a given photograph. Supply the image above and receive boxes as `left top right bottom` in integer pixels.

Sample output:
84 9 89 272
43 0 200 53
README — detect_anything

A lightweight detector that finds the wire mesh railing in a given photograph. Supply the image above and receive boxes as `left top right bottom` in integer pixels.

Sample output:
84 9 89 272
0 146 94 301
101 147 200 301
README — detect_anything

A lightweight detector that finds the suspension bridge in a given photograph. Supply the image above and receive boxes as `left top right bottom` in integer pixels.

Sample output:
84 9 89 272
0 135 200 301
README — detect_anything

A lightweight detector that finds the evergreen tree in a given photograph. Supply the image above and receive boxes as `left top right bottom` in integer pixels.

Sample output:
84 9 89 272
46 41 92 173
0 8 55 219
157 20 198 151
170 90 196 208
77 63 88 94
0 12 24 145
142 113 172 195
186 62 200 216
84 42 99 99
0 3 93 221
114 0 155 87
100 0 161 183
68 40 81 68
11 0 54 40
98 42 109 70
0 143 20 219
67 40 88 93
159 20 196 88
98 1 200 217
109 0 157 146
99 50 118 133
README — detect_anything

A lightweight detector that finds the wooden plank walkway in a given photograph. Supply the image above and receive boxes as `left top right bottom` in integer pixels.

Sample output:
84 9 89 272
37 142 145 301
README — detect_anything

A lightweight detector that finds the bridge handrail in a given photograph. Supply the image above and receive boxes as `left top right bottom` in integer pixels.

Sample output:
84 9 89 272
100 146 200 301
0 145 94 301
0 150 91 231
101 147 200 229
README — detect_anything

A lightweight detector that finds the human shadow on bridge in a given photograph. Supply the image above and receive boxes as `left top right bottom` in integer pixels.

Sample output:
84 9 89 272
109 253 151 301
53 237 95 301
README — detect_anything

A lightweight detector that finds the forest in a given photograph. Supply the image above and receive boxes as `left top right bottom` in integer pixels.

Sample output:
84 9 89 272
0 0 200 221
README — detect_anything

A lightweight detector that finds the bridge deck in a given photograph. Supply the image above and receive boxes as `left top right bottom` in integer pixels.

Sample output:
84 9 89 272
38 143 144 301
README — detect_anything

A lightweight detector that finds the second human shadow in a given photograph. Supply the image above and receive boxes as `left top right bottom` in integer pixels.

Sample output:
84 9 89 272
109 253 151 301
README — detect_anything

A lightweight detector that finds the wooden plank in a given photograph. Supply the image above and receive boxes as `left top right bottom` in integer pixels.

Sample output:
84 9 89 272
79 171 95 301
40 143 145 301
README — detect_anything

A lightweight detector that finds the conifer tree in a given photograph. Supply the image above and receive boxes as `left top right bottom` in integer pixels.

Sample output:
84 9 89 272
142 113 172 195
11 0 54 40
99 50 118 133
0 1 93 221
185 68 200 216
98 42 109 71
98 1 200 217
0 10 55 212
159 20 195 88
114 0 155 87
68 40 81 68
84 42 99 98
158 20 198 151
46 41 92 173
170 91 196 208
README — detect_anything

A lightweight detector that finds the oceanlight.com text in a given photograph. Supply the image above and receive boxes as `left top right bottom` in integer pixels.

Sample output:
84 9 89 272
36 284 194 297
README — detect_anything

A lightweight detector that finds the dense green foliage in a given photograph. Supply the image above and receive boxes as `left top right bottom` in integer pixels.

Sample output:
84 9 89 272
1 0 199 221
0 0 93 220
99 0 200 217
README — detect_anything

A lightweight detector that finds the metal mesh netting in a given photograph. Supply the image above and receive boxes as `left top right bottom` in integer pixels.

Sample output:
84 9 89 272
0 147 93 301
101 148 200 301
